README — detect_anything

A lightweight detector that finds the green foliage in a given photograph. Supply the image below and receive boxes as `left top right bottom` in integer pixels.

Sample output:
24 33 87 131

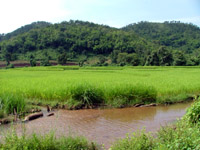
145 46 173 66
0 131 97 150
40 53 51 66
0 98 5 118
173 50 187 66
0 94 26 115
116 52 140 66
111 130 154 150
106 85 157 107
110 50 120 64
4 51 11 66
185 99 200 124
0 20 153 66
1 20 200 66
155 121 200 150
123 21 200 54
57 52 67 65
5 64 14 69
29 54 36 67
98 55 106 64
69 84 104 109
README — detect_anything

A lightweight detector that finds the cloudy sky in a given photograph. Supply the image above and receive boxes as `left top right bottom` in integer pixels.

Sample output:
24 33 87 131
0 0 199 34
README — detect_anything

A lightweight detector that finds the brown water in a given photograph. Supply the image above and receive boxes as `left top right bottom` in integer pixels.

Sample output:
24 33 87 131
0 102 192 148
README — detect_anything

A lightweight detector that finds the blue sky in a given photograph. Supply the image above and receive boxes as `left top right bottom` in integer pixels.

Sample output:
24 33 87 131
0 0 199 34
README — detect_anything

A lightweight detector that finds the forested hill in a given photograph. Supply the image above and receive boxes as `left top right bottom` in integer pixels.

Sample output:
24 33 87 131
122 21 200 54
0 21 51 42
0 20 200 66
0 20 154 65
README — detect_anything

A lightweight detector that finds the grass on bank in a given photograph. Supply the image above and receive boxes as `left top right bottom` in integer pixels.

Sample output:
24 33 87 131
0 131 97 150
0 94 26 119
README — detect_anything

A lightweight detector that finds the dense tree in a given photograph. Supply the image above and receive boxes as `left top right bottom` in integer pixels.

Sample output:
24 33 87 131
98 55 106 64
123 21 200 54
145 46 173 66
29 54 36 67
173 51 187 66
58 52 67 65
4 51 11 66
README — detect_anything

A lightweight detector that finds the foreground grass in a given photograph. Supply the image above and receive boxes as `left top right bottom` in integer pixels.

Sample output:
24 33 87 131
0 131 97 150
1 66 200 109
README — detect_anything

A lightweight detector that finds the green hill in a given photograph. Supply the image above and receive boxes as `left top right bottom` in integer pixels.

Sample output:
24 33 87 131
0 20 200 66
0 21 51 42
122 21 200 53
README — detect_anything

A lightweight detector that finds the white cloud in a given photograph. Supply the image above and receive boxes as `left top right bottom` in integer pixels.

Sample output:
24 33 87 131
0 0 71 33
178 16 200 25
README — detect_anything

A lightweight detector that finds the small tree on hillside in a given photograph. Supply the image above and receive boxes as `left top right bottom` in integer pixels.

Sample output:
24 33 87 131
58 52 67 65
4 51 11 66
40 52 51 66
99 55 106 65
29 54 36 67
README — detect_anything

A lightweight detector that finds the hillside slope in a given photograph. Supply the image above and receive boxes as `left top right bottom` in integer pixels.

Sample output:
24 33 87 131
122 21 200 53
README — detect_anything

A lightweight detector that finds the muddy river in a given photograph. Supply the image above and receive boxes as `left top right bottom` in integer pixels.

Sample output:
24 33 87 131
0 102 192 148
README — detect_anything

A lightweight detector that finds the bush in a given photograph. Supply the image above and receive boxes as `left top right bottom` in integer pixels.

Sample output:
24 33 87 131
111 130 155 150
68 84 104 109
185 99 200 124
6 64 14 69
156 121 200 150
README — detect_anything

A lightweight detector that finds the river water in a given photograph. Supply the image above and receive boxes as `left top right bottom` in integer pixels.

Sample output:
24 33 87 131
0 102 192 148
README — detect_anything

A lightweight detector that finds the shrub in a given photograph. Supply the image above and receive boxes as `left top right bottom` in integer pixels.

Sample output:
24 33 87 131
111 130 155 150
6 64 14 69
156 121 200 150
185 99 200 124
69 84 104 109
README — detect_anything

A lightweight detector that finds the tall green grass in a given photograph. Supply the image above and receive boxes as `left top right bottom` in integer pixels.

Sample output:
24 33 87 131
0 94 26 117
1 66 200 108
0 130 97 150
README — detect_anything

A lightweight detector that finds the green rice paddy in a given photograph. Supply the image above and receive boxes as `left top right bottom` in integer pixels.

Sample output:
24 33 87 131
1 66 200 108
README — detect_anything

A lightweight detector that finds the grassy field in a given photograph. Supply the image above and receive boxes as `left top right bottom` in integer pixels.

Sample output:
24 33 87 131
1 66 200 109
